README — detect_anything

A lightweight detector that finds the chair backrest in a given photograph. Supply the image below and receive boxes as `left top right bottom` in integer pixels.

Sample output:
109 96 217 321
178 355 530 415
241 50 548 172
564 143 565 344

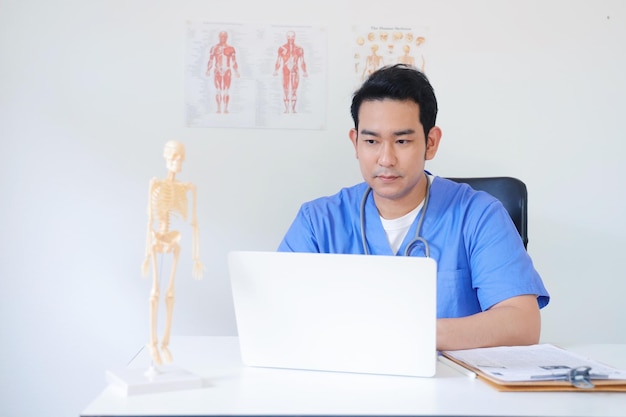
446 177 528 249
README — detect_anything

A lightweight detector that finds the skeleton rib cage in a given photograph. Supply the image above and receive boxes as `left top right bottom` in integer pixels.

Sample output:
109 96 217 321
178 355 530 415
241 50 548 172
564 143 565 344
149 179 190 229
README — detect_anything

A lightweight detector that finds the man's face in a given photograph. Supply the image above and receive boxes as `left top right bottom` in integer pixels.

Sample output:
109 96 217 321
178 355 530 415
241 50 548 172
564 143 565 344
349 99 440 216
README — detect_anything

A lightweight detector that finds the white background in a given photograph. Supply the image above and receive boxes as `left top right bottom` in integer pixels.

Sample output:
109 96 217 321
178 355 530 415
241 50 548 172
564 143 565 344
1 1 625 416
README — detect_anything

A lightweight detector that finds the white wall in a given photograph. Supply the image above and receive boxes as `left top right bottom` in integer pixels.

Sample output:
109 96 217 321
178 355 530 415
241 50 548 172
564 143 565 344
1 1 625 416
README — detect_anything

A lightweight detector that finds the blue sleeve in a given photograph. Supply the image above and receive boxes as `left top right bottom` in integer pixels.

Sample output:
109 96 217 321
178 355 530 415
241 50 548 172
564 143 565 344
466 198 550 311
277 205 320 253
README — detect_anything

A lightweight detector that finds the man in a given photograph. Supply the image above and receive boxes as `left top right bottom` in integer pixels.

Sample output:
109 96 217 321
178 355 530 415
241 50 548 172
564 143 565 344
278 64 549 351
206 31 239 114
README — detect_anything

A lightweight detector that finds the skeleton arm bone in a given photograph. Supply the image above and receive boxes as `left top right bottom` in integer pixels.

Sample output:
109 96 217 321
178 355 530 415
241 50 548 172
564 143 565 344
189 183 204 279
141 178 157 277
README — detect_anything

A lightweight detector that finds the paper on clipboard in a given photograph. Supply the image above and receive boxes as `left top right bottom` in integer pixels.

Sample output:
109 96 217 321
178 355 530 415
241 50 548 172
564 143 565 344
442 344 626 392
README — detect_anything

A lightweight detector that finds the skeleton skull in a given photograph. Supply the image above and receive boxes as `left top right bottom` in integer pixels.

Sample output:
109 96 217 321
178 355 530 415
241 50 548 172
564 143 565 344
163 141 185 173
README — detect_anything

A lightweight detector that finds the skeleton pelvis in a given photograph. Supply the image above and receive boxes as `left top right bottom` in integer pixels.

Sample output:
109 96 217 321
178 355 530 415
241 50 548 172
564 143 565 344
152 230 182 253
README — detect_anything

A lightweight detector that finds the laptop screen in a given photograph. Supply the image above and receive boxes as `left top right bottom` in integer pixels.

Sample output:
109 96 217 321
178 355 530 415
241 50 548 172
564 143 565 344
228 251 437 377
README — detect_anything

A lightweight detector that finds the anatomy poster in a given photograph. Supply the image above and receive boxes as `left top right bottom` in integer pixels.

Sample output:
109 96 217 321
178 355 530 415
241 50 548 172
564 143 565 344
185 22 327 130
352 25 429 87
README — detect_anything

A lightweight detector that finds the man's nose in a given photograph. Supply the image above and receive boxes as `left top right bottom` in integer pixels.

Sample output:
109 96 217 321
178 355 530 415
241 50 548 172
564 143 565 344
378 143 396 167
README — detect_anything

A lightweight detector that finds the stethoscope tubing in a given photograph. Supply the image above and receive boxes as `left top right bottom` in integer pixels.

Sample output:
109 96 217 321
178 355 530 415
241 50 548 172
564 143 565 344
360 176 432 257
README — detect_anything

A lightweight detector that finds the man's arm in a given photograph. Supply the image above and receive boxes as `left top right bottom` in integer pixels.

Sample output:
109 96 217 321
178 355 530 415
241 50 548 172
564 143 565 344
436 294 541 351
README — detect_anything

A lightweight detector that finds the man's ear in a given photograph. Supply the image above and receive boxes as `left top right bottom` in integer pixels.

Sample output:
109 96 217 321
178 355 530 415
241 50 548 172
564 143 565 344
349 128 359 158
425 126 442 160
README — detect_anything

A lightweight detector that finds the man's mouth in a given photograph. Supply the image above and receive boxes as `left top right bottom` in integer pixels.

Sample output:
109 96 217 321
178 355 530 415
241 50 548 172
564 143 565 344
376 174 400 182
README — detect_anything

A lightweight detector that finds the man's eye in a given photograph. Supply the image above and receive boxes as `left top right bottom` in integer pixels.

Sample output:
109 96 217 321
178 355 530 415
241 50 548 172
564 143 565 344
364 139 377 144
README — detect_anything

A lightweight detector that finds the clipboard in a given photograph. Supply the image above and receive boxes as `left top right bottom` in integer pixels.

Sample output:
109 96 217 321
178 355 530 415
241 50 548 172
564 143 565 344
441 344 626 392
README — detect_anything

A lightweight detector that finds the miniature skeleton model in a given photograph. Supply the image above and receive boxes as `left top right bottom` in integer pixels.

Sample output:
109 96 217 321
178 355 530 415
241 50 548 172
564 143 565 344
141 141 203 365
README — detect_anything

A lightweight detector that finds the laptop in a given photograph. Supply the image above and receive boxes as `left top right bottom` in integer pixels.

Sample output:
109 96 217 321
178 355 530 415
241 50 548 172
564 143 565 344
227 251 437 377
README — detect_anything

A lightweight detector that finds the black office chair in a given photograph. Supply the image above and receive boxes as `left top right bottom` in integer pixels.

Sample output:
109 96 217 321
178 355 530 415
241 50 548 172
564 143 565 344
446 177 528 249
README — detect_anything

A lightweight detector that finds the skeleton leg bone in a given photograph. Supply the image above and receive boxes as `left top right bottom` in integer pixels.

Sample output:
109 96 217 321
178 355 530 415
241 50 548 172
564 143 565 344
148 247 163 365
160 245 180 364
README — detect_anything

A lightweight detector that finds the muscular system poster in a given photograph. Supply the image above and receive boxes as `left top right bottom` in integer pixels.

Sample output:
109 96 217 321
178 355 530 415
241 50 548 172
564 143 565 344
185 22 327 130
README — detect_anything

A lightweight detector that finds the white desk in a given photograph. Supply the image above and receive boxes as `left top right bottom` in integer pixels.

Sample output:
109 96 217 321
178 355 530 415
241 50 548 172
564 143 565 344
82 337 626 416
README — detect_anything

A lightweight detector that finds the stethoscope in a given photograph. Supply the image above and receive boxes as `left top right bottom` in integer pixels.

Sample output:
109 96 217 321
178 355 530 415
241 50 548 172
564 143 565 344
359 176 432 257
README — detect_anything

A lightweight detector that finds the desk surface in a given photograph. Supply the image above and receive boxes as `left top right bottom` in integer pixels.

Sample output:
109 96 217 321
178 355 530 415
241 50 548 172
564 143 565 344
82 337 626 417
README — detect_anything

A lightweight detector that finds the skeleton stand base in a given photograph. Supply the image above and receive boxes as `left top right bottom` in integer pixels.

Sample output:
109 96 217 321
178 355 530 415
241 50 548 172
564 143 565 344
106 363 202 396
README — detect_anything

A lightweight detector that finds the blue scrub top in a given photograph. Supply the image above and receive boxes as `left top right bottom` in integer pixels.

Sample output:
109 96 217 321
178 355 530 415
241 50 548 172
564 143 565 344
278 176 550 318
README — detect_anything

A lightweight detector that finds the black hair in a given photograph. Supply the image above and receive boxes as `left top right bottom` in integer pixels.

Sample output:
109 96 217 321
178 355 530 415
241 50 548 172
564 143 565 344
350 64 438 140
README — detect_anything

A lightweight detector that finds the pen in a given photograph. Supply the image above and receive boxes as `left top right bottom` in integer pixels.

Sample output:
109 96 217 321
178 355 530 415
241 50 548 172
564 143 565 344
530 373 609 380
438 355 477 379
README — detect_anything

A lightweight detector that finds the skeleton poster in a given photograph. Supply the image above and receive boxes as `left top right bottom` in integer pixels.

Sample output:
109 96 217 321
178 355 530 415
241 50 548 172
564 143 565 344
352 25 430 87
185 22 327 130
